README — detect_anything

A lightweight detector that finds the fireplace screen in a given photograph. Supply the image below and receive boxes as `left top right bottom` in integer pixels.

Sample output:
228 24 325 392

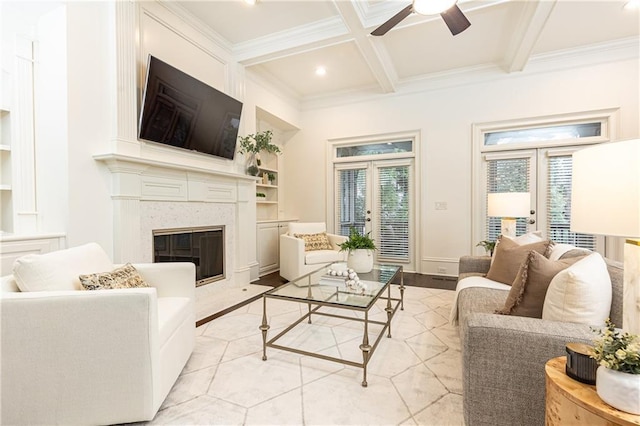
153 226 224 286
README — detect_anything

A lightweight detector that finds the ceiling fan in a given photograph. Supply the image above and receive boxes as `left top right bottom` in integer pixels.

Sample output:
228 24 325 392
371 0 471 37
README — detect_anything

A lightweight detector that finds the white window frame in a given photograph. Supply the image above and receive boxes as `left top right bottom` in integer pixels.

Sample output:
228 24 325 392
471 108 619 254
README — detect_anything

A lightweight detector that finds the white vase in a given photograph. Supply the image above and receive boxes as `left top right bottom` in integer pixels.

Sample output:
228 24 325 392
596 366 640 414
347 249 374 273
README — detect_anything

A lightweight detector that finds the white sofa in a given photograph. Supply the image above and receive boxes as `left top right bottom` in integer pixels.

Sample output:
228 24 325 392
0 243 196 425
279 222 348 281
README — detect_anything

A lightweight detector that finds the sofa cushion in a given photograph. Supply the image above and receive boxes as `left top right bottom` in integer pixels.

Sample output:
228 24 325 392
288 222 326 235
486 237 552 285
496 251 584 318
157 297 192 346
79 263 150 291
294 232 333 251
542 253 611 326
13 243 113 292
305 250 344 265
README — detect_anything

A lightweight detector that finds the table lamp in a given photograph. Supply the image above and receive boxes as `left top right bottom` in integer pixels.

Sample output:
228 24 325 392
571 139 640 334
487 192 531 238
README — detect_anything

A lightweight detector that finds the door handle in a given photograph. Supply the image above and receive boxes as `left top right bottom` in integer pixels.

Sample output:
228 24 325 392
367 210 371 214
528 219 536 224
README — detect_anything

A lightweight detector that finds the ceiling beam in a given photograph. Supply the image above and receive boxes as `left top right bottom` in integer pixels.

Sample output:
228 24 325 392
333 0 396 93
502 0 557 73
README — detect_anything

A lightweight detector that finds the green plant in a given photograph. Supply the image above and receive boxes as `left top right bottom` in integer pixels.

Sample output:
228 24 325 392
256 192 266 198
237 130 281 155
591 319 640 374
267 173 276 182
338 227 377 252
476 240 496 255
247 165 259 176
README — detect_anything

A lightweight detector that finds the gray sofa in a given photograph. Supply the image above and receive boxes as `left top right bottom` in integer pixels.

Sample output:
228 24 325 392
455 251 624 426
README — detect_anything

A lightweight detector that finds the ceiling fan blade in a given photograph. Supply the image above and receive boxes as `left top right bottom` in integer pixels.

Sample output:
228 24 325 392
371 4 413 36
440 4 471 36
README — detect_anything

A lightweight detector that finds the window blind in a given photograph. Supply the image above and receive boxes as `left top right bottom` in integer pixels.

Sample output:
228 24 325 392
376 166 410 261
486 158 530 241
336 168 366 236
547 155 596 250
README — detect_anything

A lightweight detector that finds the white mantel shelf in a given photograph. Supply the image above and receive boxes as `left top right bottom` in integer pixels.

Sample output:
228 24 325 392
93 153 259 182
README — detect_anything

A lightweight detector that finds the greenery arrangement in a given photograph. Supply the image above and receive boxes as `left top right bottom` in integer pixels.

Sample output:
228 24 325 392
256 192 266 198
591 319 640 374
267 172 276 183
338 227 377 252
237 130 281 155
476 240 496 255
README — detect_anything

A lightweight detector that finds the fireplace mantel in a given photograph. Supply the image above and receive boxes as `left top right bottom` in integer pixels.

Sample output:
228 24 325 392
94 152 258 293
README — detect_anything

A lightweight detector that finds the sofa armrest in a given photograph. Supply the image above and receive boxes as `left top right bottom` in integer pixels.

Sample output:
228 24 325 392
463 313 593 426
1 289 159 423
326 233 347 250
458 255 491 276
280 234 306 280
133 262 195 300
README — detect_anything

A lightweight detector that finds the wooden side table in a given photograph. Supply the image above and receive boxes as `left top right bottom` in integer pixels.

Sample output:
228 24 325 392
545 356 640 426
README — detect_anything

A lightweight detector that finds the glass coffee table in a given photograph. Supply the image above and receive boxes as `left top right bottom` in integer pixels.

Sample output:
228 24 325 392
259 263 404 387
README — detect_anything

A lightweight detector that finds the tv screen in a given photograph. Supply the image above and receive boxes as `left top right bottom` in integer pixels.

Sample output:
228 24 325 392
138 55 242 160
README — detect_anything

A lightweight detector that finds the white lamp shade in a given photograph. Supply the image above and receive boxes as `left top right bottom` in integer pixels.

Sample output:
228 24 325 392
487 192 531 218
571 139 640 238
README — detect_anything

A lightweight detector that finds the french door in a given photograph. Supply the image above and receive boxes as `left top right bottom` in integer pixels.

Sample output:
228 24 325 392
334 158 414 270
481 148 601 251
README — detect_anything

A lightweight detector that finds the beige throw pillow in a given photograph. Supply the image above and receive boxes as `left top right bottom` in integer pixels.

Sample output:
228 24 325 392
79 263 150 291
294 232 333 251
486 237 552 285
496 251 585 318
542 253 611 325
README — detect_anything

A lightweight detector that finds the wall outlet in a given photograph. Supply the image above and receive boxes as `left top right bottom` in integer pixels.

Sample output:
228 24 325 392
437 266 447 274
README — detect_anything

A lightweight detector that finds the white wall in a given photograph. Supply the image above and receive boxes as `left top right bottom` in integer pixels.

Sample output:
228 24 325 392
288 58 639 274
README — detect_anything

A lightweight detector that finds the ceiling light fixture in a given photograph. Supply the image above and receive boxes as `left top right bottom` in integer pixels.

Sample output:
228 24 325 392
624 0 640 9
243 0 257 6
412 0 457 15
315 66 327 77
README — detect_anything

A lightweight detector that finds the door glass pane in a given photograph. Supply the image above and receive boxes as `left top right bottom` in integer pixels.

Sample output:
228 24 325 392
486 158 530 241
484 122 601 146
336 168 366 236
336 141 412 158
547 156 596 250
377 165 410 261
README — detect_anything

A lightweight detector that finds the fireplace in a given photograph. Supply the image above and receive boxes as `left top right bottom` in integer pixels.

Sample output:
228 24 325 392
153 226 225 286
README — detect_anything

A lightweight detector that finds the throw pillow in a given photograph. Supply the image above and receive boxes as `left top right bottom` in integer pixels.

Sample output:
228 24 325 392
496 251 585 318
542 253 612 326
294 232 333 251
79 263 150 291
486 236 553 285
491 231 544 264
13 242 113 292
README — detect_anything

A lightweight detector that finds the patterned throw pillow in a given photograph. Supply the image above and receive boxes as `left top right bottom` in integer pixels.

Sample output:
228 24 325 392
79 263 150 290
294 232 333 251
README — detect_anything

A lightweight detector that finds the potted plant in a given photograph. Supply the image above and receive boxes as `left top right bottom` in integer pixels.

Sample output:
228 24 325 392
476 240 496 256
338 227 377 273
267 173 276 185
237 130 281 176
590 319 640 414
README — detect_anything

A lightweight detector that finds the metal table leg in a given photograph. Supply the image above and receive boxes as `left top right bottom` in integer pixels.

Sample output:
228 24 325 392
259 295 270 361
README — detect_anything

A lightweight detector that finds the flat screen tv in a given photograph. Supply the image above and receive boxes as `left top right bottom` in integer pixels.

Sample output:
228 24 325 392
138 55 242 160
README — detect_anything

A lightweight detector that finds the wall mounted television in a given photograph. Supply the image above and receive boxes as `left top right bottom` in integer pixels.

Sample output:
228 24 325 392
138 55 243 160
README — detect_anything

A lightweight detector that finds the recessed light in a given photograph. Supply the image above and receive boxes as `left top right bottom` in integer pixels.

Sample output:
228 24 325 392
624 0 640 9
243 0 257 6
315 66 327 77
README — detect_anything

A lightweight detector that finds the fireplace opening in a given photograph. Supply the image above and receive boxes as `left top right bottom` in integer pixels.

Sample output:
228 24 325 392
153 226 224 286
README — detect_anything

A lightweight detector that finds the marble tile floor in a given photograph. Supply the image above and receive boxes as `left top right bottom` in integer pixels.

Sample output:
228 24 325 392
196 284 270 323
147 285 463 425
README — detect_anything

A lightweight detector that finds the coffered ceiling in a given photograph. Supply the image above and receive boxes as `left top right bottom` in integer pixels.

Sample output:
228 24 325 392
169 1 640 105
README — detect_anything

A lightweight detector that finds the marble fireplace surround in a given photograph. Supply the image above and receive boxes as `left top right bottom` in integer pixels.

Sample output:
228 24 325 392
94 153 258 300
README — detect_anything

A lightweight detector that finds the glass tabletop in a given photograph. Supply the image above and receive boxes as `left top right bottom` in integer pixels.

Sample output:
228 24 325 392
265 263 401 309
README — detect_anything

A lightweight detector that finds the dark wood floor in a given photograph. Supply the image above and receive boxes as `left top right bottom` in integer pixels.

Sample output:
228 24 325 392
197 270 457 326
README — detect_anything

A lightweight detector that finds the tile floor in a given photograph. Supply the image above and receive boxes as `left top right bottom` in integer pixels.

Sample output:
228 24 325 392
147 285 463 425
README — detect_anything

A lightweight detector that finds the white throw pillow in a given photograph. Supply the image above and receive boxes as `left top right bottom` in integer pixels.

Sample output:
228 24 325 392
542 252 611 326
548 243 580 261
13 243 113 292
